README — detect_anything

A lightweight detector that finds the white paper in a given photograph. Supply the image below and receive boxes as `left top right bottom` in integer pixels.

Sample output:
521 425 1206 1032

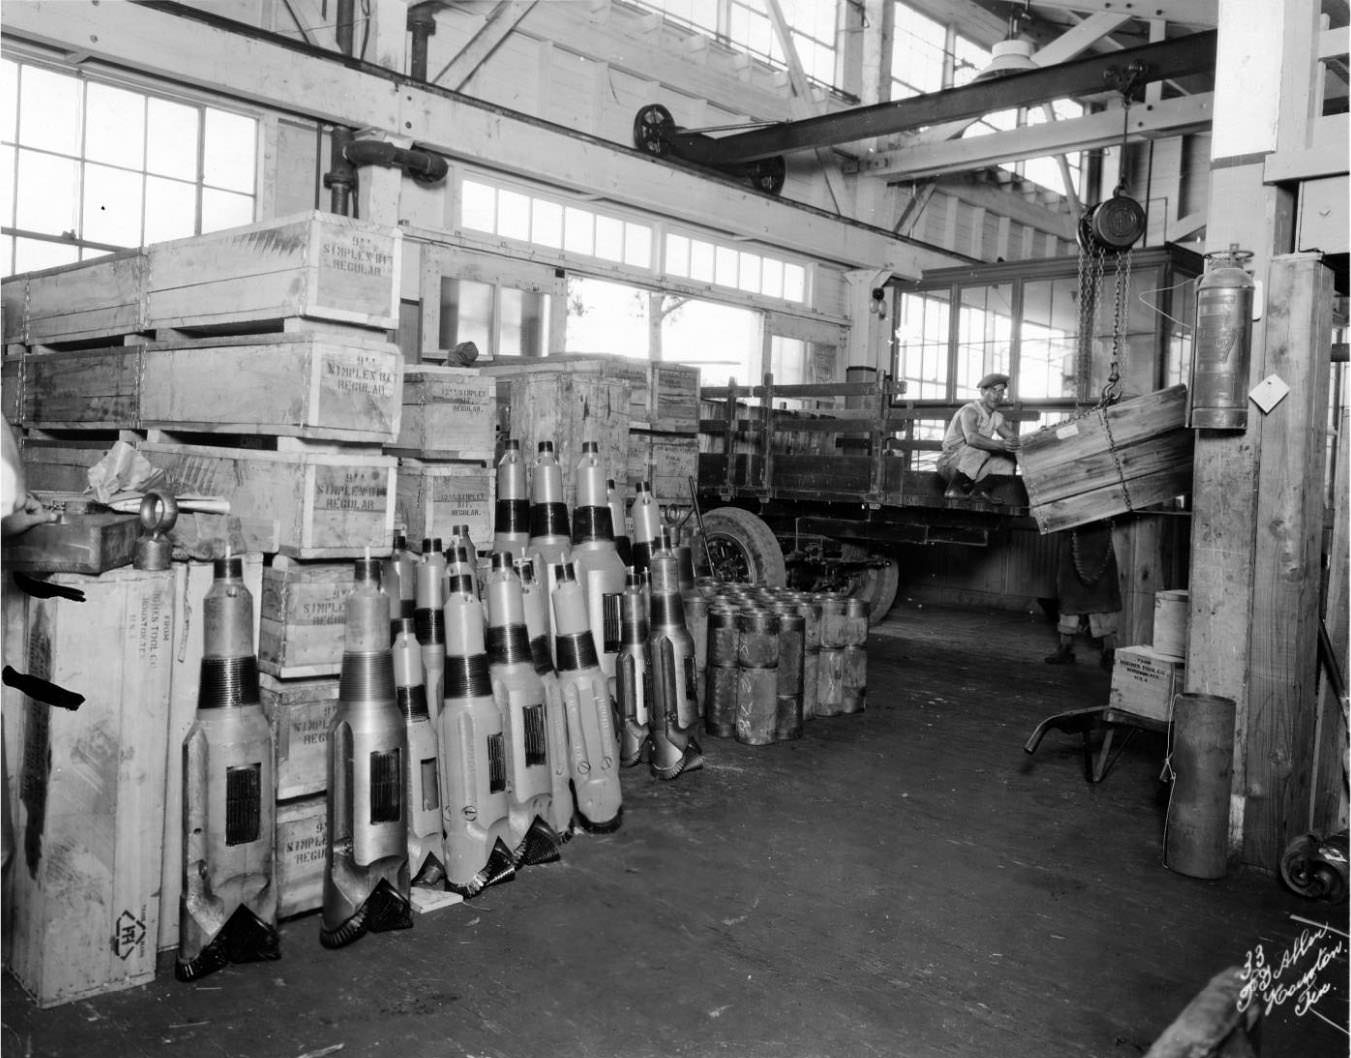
1249 374 1289 414
1055 423 1080 440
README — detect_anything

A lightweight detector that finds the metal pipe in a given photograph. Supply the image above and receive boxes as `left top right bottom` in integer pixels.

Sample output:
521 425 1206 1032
408 2 437 82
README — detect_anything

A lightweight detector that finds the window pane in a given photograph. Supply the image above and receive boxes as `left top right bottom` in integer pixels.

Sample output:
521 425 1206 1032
664 233 689 276
783 263 806 302
497 189 530 240
0 235 11 278
563 206 593 255
461 179 495 232
662 297 761 387
624 222 651 268
532 198 563 249
689 239 714 283
955 284 1012 395
761 257 783 298
86 83 146 170
15 150 79 236
202 187 254 233
14 237 78 273
0 145 13 228
203 108 256 193
714 245 738 287
3 61 20 143
143 175 198 244
895 290 951 400
19 66 81 156
83 163 144 246
564 275 648 357
440 276 493 355
738 252 761 294
594 215 623 262
146 97 199 180
770 336 806 386
498 287 550 358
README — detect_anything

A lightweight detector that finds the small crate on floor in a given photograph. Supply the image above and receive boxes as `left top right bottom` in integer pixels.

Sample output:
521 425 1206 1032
261 674 342 801
8 567 175 1007
275 794 328 919
258 558 355 679
139 441 397 559
1109 645 1185 724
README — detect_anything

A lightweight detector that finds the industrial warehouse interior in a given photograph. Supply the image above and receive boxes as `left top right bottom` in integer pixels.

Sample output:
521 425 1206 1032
0 1 1347 1056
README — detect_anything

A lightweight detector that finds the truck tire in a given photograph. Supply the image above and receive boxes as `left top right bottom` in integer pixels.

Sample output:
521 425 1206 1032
852 559 899 625
697 507 787 587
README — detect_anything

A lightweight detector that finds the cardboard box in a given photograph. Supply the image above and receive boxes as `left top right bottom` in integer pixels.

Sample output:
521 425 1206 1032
1109 645 1185 723
8 568 175 1007
275 795 327 919
261 675 341 801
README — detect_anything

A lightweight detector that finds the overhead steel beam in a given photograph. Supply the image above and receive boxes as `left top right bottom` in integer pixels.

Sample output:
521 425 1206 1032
645 30 1215 166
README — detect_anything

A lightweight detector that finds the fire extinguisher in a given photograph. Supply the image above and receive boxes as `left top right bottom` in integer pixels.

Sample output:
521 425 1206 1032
1188 244 1255 430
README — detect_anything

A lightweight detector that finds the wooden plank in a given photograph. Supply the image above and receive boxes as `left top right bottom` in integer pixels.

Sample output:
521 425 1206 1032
20 348 140 429
1029 464 1192 535
138 442 397 559
10 568 175 1007
1243 254 1333 868
1 252 147 346
158 556 265 952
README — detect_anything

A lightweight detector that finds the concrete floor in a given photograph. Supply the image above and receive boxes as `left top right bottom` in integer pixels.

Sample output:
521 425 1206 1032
4 603 1347 1057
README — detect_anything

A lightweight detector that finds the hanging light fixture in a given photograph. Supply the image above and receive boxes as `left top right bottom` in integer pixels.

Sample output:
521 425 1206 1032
974 3 1037 81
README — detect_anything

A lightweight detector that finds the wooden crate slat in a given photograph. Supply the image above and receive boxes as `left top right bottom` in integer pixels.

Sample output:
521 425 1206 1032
2 252 147 345
1029 464 1193 534
259 561 354 679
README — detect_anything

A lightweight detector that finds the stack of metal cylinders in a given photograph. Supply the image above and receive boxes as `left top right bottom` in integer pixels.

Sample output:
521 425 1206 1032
770 602 805 741
841 598 870 714
792 594 821 722
815 593 848 717
733 607 779 746
704 603 739 739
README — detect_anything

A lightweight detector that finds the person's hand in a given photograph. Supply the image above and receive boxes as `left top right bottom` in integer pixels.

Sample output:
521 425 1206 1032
1003 436 1022 452
2 493 58 538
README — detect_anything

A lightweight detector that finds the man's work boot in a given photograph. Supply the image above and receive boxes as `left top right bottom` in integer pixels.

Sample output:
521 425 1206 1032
944 473 974 500
1044 643 1076 665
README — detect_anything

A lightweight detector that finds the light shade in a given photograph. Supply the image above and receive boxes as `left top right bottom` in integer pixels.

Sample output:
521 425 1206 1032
974 39 1037 81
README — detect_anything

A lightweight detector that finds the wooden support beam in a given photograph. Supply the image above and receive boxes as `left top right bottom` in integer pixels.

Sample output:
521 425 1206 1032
1243 254 1333 868
430 1 537 90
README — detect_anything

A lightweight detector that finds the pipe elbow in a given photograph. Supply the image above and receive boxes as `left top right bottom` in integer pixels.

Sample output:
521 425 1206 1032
344 140 449 186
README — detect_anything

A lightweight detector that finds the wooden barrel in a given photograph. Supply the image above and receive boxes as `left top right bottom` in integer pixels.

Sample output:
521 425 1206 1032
1153 589 1189 659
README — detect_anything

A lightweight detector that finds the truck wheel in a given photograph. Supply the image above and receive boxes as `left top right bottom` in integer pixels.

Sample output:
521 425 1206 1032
841 546 899 624
697 508 787 587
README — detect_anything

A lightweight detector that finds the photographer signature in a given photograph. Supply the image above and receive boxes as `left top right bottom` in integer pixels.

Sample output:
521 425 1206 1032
1238 915 1348 1033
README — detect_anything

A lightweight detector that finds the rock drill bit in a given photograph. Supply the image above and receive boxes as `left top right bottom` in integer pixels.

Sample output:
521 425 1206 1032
571 442 626 692
321 556 412 949
493 439 530 558
485 553 564 867
392 616 445 888
551 562 623 831
414 547 447 724
438 573 517 897
630 481 662 576
646 531 704 780
176 555 279 982
528 441 571 568
616 569 651 767
383 531 417 643
519 560 575 840
607 478 633 567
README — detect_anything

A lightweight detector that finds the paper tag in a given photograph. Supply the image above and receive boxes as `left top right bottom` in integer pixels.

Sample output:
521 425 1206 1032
1249 374 1289 414
1055 423 1080 440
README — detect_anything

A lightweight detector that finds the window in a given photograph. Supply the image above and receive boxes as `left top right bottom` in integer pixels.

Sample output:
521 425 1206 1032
894 291 950 400
564 276 651 358
891 3 947 99
659 296 762 387
664 231 808 304
1 57 258 276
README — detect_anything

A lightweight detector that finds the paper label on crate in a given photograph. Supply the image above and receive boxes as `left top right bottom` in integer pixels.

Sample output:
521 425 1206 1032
313 466 389 513
1055 423 1080 440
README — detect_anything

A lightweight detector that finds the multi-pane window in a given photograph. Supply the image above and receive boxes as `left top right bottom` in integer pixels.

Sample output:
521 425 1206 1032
637 0 841 89
1 57 257 276
664 232 807 304
891 3 947 99
894 291 950 399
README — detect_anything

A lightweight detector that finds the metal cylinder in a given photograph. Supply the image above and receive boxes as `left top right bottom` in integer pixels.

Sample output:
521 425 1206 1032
704 605 739 739
816 594 847 717
607 478 633 567
176 555 278 981
529 441 571 566
413 550 446 723
438 577 517 898
571 443 626 689
1164 693 1235 880
772 604 805 741
648 532 703 779
392 616 444 887
841 598 870 715
683 589 709 720
630 481 661 576
1188 245 1254 431
322 556 411 949
383 532 417 641
518 562 574 840
616 570 651 766
735 608 779 746
493 439 530 557
794 596 821 721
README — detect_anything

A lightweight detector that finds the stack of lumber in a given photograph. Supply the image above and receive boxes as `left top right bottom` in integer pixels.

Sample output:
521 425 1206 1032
1018 385 1194 534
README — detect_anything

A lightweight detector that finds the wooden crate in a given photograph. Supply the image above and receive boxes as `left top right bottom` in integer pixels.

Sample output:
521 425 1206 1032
647 362 701 432
1109 645 1185 723
261 675 341 801
648 431 699 505
258 558 354 679
487 355 699 432
395 461 494 549
1019 386 1194 534
391 365 496 460
19 440 110 494
9 568 175 1007
275 794 327 919
2 210 400 346
138 441 397 558
158 556 265 952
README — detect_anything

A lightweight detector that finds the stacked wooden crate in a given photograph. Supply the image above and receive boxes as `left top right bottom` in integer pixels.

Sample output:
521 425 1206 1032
2 210 406 962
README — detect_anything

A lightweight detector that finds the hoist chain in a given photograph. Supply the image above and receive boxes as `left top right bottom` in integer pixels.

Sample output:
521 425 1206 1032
1070 520 1116 586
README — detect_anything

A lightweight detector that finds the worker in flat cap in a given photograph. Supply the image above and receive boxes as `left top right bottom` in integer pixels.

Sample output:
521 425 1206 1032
936 372 1021 503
